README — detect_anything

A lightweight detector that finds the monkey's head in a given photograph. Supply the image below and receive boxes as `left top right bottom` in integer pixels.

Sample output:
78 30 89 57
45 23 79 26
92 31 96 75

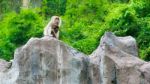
50 16 61 28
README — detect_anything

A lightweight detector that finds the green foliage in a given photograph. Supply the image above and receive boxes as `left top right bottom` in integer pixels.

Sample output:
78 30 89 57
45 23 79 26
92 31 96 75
60 0 107 54
0 9 44 60
41 0 67 18
140 47 150 61
0 0 21 18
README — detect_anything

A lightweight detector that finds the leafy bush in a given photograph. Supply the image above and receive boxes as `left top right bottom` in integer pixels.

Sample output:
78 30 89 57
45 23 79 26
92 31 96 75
0 9 44 60
41 0 67 18
60 0 108 54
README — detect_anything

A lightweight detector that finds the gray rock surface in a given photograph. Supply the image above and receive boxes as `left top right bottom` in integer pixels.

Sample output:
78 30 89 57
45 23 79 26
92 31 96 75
0 59 11 72
94 32 148 84
0 32 150 84
139 62 150 83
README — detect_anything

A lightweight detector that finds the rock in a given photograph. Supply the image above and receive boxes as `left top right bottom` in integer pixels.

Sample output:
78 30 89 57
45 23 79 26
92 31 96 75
0 32 150 84
139 62 150 83
90 32 149 84
0 37 93 84
0 59 11 72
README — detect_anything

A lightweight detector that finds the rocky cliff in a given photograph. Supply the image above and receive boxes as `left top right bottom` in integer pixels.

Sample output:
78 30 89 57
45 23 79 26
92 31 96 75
0 32 150 84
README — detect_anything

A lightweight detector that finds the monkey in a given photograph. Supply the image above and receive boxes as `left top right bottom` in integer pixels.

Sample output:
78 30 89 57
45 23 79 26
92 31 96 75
43 16 61 39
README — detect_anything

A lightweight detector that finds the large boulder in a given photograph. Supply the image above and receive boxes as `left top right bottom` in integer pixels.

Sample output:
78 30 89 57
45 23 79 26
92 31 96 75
0 37 92 84
91 32 148 84
0 32 150 84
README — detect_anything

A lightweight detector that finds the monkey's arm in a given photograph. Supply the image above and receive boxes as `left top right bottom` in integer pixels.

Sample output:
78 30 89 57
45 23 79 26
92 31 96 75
43 21 52 36
51 29 57 38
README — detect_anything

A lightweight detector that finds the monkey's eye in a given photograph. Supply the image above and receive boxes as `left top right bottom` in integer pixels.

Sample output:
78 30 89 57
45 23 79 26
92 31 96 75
55 18 59 20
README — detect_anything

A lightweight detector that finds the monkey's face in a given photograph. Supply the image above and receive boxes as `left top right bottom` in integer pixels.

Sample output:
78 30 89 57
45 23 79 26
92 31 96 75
53 17 60 27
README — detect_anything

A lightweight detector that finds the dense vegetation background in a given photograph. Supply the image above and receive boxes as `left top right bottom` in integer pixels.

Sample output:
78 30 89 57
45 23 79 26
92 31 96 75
0 0 150 61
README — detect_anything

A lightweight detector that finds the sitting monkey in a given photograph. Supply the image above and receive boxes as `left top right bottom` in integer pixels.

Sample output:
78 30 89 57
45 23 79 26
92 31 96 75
43 16 61 39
